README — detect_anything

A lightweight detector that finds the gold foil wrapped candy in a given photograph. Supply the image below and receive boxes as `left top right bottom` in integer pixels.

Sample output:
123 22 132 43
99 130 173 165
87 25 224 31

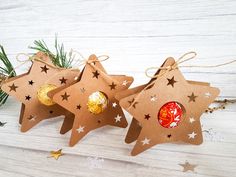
37 84 57 106
87 91 108 114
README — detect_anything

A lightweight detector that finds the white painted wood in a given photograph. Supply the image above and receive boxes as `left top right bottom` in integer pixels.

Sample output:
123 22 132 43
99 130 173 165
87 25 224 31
0 0 236 176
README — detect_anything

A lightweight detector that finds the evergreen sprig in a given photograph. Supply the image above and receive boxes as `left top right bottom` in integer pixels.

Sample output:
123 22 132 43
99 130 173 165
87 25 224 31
0 45 16 106
29 37 74 68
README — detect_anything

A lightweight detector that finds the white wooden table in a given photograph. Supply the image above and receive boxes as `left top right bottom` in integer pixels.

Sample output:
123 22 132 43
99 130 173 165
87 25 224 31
0 0 236 176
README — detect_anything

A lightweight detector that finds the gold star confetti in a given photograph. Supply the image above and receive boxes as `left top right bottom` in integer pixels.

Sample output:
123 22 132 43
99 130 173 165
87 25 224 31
49 149 64 160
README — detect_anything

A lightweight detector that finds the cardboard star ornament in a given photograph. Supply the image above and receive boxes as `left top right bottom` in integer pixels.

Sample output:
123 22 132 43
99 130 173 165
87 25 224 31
117 54 220 156
1 52 79 132
50 54 134 146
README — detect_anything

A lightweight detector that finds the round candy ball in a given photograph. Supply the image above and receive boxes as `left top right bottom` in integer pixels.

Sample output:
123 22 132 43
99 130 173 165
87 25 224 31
37 84 57 106
158 101 183 128
87 91 108 114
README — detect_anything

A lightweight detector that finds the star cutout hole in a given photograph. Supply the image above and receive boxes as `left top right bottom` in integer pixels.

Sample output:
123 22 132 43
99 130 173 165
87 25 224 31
167 76 177 87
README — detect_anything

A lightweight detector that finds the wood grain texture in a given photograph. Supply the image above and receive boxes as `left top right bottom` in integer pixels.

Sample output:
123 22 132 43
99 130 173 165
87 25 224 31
0 0 236 176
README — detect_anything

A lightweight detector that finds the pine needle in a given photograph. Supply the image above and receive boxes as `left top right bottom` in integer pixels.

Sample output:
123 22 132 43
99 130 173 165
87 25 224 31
0 45 16 106
29 37 74 68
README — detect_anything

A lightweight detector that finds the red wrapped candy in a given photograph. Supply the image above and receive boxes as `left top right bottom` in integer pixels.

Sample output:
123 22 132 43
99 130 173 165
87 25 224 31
158 102 183 128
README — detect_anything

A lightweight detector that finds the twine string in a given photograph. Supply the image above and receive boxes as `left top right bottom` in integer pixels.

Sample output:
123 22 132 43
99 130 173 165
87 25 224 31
0 51 110 88
145 51 236 79
70 49 86 66
145 51 197 78
0 53 34 88
70 52 113 84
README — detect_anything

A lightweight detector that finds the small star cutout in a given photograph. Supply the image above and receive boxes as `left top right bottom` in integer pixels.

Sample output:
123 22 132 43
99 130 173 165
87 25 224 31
28 80 34 85
25 95 31 101
205 92 211 98
188 92 197 102
59 77 67 84
9 83 18 92
0 121 7 127
77 126 85 133
49 149 63 160
189 117 195 123
80 88 85 93
28 115 36 121
150 95 157 102
109 82 117 90
92 70 100 79
141 137 150 145
61 92 70 101
112 102 117 108
40 65 49 73
122 80 128 86
114 114 122 122
167 134 172 138
179 161 197 172
76 104 81 110
167 76 177 87
74 76 79 81
132 102 138 108
188 132 197 139
170 122 177 128
144 114 150 120
128 98 138 108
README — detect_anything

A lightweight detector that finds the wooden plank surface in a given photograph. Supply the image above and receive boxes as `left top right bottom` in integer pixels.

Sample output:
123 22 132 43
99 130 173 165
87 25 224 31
0 0 236 176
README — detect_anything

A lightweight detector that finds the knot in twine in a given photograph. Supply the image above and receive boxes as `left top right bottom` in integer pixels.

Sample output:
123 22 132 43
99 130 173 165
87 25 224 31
145 51 236 79
16 51 109 69
0 51 109 88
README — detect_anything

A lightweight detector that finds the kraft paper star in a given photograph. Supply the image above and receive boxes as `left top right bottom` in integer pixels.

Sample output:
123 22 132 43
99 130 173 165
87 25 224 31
118 57 220 155
167 76 177 87
9 83 18 92
51 54 133 146
1 52 79 132
49 149 64 160
179 161 197 172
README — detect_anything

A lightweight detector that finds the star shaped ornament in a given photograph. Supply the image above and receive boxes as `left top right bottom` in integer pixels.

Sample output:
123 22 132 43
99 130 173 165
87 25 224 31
1 52 79 132
116 57 220 156
50 54 134 146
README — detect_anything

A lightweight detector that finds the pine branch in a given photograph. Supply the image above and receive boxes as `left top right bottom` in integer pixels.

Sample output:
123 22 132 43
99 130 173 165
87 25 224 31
0 45 16 106
29 37 74 68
